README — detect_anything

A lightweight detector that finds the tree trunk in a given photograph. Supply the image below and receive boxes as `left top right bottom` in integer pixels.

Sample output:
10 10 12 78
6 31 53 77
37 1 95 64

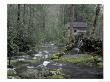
91 4 101 38
17 4 20 27
8 56 11 66
69 4 75 43
23 4 25 26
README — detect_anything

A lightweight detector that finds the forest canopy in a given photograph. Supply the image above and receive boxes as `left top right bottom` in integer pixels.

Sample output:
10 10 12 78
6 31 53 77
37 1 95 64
7 4 103 60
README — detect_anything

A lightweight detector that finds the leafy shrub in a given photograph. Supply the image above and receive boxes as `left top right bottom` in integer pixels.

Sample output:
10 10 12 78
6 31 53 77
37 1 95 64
49 68 65 79
50 69 64 75
80 38 103 56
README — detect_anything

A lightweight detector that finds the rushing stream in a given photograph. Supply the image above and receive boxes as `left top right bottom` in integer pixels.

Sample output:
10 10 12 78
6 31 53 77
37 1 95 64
8 42 103 79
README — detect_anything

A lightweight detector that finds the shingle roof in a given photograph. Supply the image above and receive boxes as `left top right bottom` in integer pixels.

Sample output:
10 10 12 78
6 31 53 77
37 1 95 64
72 22 87 27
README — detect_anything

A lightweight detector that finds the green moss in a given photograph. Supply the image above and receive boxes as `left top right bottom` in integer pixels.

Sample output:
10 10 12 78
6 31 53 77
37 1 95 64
7 59 19 66
7 60 17 65
49 53 62 60
30 57 42 64
8 60 24 67
59 55 103 68
30 59 40 64
8 57 41 67
59 55 94 63
97 62 103 68
49 75 65 79
7 59 28 67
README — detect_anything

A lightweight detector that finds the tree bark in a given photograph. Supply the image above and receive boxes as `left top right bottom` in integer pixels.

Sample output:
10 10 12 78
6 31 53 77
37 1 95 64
8 56 11 66
17 4 20 27
91 4 101 38
69 5 75 43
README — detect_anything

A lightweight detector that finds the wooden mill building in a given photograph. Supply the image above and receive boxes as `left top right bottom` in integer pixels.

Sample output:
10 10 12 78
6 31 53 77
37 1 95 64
66 22 88 36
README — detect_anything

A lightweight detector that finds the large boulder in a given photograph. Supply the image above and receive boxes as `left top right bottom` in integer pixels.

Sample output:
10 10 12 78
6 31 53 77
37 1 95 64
7 68 16 76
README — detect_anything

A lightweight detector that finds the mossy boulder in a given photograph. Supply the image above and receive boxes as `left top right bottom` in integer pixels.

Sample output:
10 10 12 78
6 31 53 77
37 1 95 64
49 53 64 60
7 69 16 76
8 76 21 79
18 69 39 79
17 68 50 79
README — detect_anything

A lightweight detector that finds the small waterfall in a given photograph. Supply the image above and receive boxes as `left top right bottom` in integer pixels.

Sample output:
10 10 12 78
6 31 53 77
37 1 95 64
77 39 83 49
73 39 83 54
42 61 50 66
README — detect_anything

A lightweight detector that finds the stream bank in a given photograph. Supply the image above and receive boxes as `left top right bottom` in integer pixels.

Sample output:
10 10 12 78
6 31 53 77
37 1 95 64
7 42 103 79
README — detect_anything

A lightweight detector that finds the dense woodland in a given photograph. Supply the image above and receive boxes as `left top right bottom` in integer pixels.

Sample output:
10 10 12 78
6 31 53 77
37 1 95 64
7 4 103 79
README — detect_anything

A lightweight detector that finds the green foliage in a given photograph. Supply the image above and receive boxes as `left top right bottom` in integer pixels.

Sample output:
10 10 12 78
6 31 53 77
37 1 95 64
50 69 64 75
8 4 47 58
49 68 65 79
8 4 103 56
8 41 19 57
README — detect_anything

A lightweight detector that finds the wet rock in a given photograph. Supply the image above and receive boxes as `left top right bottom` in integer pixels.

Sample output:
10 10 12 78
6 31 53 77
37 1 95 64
8 75 21 79
17 58 25 61
34 53 43 57
17 67 50 79
7 65 14 68
7 68 16 76
26 65 35 69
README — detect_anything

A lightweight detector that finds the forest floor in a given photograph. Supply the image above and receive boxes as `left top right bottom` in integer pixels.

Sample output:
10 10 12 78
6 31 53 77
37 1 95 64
7 42 103 79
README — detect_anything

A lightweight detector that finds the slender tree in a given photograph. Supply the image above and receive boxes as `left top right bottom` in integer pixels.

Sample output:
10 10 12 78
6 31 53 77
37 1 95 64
69 5 75 44
91 4 101 38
